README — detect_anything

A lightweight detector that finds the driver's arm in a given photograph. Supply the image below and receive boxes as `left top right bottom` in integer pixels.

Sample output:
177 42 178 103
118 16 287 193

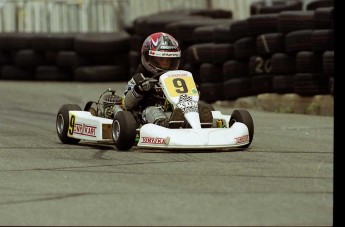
123 73 156 110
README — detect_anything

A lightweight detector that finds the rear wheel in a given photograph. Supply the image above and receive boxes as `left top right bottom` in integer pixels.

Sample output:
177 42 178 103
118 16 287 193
230 109 254 148
56 104 82 144
84 101 98 116
112 111 137 151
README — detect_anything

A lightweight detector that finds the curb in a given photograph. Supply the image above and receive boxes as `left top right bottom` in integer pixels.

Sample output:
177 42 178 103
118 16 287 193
215 93 334 116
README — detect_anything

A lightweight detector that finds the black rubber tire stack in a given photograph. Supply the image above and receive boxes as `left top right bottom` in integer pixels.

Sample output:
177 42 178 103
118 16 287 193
0 32 132 82
0 33 35 80
73 32 131 82
0 1 334 102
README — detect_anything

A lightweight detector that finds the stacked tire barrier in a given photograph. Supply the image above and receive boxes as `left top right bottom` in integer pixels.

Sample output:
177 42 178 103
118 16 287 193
0 32 131 82
0 0 334 107
130 0 333 104
184 0 333 103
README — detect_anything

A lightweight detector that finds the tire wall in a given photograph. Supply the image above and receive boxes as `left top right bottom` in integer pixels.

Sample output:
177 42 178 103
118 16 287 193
0 1 334 101
0 32 131 82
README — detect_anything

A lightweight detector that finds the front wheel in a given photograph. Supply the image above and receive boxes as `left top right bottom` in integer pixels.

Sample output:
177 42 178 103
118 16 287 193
230 109 254 148
112 111 137 151
56 104 82 144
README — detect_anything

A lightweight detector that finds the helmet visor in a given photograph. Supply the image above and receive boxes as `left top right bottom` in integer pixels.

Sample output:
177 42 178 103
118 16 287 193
150 56 180 71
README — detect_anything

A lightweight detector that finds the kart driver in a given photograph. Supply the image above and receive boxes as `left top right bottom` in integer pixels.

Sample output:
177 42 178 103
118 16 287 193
122 32 212 128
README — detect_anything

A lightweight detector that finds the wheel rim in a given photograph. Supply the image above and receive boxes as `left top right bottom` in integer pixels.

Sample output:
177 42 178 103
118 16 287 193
112 120 120 141
57 114 64 134
89 107 97 116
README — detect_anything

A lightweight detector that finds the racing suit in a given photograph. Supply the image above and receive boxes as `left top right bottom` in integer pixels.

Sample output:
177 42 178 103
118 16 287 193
122 64 168 126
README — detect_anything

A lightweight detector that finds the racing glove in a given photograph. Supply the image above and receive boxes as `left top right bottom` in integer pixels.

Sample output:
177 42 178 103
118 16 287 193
123 74 157 110
135 77 157 94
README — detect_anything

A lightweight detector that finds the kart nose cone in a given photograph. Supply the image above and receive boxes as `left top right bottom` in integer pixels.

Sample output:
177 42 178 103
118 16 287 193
138 123 249 149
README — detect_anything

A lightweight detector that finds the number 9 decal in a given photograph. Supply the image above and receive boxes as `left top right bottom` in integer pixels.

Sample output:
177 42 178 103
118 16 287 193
68 115 76 135
163 75 197 97
173 78 188 93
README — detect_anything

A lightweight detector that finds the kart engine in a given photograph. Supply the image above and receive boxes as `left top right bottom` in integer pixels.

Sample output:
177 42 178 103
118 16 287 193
103 94 122 119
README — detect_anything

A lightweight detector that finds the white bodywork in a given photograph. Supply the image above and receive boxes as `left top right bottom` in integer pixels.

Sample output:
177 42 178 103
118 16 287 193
66 70 251 149
137 122 249 149
68 111 113 142
67 110 250 149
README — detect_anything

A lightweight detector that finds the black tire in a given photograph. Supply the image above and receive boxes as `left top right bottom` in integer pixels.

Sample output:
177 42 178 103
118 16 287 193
0 51 9 65
84 101 98 116
1 65 35 80
234 37 257 60
296 51 323 73
249 56 272 76
35 66 72 81
223 78 253 100
198 102 215 111
273 75 295 94
247 13 279 37
15 49 46 68
185 43 215 64
56 51 84 67
230 110 254 148
73 66 129 82
311 29 334 52
56 104 82 144
32 33 75 52
222 60 249 79
199 83 224 103
213 24 235 43
256 33 285 56
199 63 223 83
112 111 137 151
229 20 250 42
251 74 275 95
167 18 230 43
0 33 33 51
193 25 217 44
190 9 232 19
314 7 334 29
129 51 140 69
250 0 302 15
181 63 201 83
294 73 330 96
271 53 296 74
322 50 334 76
74 32 131 55
285 30 313 53
277 11 315 34
306 0 334 11
212 43 235 64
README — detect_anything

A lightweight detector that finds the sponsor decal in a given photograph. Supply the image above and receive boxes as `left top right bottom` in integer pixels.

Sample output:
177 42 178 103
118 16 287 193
235 135 249 144
141 137 165 144
74 123 97 137
177 101 198 109
167 74 188 77
148 50 181 57
160 46 178 50
161 52 179 57
176 94 198 113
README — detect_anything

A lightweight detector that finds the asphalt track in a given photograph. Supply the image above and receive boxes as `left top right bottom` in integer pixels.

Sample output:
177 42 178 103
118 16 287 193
0 81 333 226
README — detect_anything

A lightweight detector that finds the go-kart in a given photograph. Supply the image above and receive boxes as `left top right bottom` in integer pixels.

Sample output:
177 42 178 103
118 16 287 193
56 70 254 151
